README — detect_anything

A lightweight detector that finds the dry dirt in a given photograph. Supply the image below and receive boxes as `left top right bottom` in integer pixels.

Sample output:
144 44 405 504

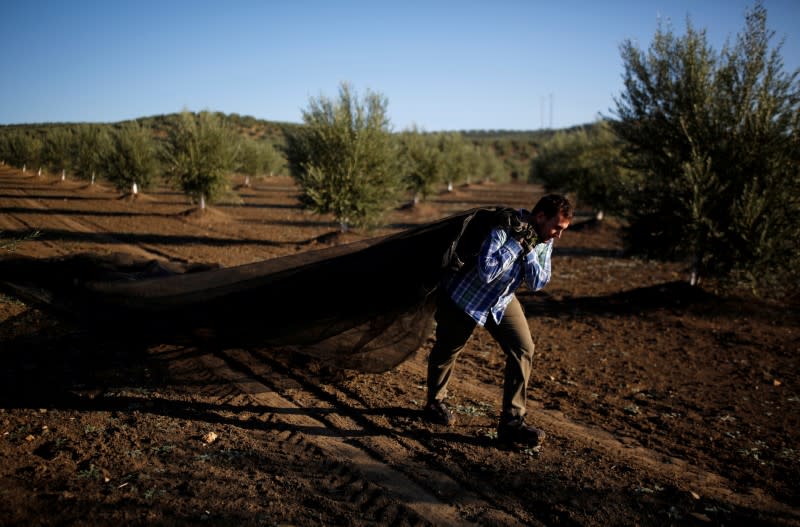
0 166 798 527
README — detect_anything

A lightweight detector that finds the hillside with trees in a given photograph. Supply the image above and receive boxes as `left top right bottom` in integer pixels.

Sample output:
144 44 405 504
0 109 551 224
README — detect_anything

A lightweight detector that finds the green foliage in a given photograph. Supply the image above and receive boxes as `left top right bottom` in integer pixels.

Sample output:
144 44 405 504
42 127 75 174
474 144 506 183
72 125 112 181
612 3 799 293
0 130 42 169
237 137 285 180
104 121 161 193
164 111 239 207
285 83 398 230
463 129 555 178
396 127 442 202
438 132 472 187
395 131 509 200
531 121 640 214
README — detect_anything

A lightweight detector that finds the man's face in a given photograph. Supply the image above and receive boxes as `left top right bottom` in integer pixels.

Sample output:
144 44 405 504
532 211 570 242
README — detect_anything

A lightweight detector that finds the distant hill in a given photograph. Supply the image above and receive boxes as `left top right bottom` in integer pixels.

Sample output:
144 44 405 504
0 113 302 151
132 113 301 147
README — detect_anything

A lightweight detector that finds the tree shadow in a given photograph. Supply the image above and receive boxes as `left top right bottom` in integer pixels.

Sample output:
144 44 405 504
216 202 303 210
0 206 174 218
0 227 296 248
0 193 112 201
519 280 793 322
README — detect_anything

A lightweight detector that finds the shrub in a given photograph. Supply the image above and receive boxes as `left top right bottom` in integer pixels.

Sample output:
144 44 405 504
438 133 472 188
396 127 442 203
611 3 799 293
475 144 506 183
42 127 75 179
164 111 239 209
73 125 112 183
285 83 398 230
237 137 285 186
105 121 160 194
531 121 640 217
0 130 42 171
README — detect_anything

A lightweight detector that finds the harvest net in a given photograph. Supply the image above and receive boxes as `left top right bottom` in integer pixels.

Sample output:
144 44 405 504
0 207 513 372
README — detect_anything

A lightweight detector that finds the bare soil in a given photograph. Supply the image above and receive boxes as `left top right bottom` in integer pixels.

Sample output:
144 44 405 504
0 167 798 526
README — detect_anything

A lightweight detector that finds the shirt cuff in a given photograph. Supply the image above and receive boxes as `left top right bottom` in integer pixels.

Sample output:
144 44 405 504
505 238 524 256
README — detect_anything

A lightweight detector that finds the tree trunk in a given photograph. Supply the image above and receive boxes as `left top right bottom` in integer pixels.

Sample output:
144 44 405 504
61 169 66 181
200 194 206 210
689 254 701 286
132 182 138 195
22 164 26 173
91 172 95 185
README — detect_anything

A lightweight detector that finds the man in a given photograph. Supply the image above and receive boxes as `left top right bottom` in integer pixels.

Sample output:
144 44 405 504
424 194 573 447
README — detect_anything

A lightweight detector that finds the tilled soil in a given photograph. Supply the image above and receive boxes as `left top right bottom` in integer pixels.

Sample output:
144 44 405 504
0 167 798 526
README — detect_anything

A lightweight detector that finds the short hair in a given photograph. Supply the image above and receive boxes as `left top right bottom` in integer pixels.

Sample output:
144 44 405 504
531 194 574 220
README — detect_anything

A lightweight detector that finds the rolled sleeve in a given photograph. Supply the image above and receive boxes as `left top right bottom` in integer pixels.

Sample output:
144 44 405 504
523 241 552 291
477 228 522 283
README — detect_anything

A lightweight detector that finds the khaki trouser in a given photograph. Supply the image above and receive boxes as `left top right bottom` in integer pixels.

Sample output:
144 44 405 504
426 293 535 419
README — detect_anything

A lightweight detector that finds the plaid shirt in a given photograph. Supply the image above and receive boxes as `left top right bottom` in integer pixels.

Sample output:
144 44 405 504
445 226 552 326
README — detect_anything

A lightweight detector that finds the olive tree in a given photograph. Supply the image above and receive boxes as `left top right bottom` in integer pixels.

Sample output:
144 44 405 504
105 121 160 195
0 130 42 172
612 2 799 292
237 137 285 187
164 111 239 210
396 127 442 205
531 121 640 219
475 144 506 183
73 125 112 184
285 83 398 230
438 133 471 190
43 127 75 181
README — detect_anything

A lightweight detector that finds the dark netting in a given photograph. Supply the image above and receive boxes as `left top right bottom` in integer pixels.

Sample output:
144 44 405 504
0 207 516 372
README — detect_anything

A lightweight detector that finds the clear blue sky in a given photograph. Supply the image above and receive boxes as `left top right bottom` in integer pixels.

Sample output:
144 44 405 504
1 0 798 131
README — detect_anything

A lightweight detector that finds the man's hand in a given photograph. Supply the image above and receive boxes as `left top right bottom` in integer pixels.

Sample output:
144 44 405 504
507 215 538 253
516 226 537 253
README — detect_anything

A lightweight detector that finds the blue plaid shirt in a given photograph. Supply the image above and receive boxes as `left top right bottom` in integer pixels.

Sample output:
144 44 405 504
445 226 552 326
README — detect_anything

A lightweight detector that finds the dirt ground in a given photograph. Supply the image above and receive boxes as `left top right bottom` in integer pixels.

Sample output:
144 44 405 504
0 166 798 527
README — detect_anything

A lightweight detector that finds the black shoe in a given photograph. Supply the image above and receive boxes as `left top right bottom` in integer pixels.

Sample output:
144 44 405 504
497 417 546 446
424 401 455 426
